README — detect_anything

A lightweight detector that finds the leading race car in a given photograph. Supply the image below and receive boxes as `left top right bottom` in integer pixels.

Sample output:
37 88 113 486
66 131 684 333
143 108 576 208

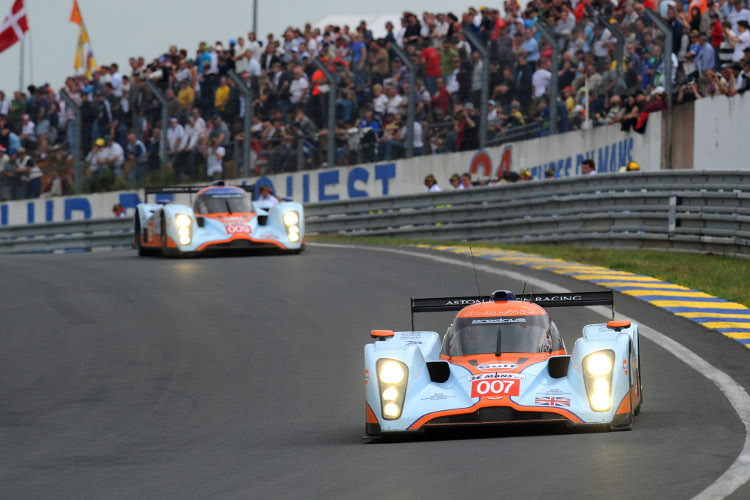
364 290 642 438
134 183 304 256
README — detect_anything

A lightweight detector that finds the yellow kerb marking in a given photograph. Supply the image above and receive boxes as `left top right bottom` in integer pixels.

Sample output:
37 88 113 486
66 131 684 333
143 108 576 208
624 290 715 298
649 301 748 309
677 312 750 319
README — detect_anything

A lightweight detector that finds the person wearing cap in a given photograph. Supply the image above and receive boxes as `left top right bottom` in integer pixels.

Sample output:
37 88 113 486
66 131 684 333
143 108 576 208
618 161 641 172
424 174 442 192
449 173 461 189
726 19 750 61
256 184 279 205
519 170 532 181
85 138 105 180
98 135 125 180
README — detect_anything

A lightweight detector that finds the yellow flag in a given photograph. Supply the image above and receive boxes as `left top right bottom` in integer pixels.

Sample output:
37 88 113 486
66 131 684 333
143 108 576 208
74 27 88 71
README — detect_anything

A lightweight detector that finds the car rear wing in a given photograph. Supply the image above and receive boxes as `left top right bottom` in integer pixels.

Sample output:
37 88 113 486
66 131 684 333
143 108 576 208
410 290 614 329
144 184 255 203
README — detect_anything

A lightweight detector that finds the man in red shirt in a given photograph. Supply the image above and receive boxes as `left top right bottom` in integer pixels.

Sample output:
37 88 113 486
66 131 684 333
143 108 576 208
430 77 452 120
420 42 442 97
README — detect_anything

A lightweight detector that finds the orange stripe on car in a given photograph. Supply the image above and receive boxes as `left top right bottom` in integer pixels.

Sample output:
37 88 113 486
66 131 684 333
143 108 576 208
615 388 633 415
366 403 379 424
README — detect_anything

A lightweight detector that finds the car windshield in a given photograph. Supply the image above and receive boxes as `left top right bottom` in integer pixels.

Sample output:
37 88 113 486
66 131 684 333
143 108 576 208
193 189 253 214
441 314 556 356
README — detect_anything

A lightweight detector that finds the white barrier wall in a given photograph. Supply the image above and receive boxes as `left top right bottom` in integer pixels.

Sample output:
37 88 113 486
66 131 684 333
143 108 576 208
693 93 750 170
0 115 663 226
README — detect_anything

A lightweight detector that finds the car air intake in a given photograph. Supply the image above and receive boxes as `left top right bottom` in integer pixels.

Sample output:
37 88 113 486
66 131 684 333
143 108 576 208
426 407 567 425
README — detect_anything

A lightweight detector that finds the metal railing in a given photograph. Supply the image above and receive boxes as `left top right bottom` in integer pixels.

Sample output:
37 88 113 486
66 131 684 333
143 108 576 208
305 171 750 258
2 171 748 256
0 218 133 254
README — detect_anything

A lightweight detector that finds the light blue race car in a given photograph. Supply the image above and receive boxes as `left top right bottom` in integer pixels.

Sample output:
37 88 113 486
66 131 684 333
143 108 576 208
134 183 304 256
364 290 642 438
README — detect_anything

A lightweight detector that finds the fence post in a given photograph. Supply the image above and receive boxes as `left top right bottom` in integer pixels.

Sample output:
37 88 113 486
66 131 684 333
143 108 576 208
59 90 83 192
227 70 253 177
462 28 489 148
645 8 674 171
145 80 168 175
390 44 415 158
312 58 337 168
597 15 625 86
535 23 559 135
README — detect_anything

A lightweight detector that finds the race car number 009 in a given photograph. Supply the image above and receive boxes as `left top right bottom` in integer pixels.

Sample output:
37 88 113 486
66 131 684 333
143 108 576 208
471 379 520 398
226 224 251 234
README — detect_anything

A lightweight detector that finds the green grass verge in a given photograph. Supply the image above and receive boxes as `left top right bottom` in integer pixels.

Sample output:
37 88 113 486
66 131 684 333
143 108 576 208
310 235 750 307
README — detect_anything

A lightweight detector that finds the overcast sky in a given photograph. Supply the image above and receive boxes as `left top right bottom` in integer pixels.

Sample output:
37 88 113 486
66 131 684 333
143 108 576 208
0 0 482 95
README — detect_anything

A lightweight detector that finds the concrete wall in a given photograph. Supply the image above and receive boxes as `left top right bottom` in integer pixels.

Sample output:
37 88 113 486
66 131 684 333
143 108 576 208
692 92 750 170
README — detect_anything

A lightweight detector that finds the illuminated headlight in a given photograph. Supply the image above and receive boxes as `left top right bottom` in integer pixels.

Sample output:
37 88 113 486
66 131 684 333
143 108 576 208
175 214 191 229
382 387 398 401
288 231 300 243
590 392 611 412
583 350 615 412
586 352 613 376
283 211 299 226
175 214 192 245
383 403 400 418
379 361 405 384
377 359 408 420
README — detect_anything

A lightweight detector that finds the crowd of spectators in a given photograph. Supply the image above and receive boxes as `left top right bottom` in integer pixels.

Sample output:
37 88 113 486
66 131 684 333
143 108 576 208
2 0 750 200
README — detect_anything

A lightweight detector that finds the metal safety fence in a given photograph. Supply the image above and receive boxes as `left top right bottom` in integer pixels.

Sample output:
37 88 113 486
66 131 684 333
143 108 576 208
1 171 748 256
305 171 750 258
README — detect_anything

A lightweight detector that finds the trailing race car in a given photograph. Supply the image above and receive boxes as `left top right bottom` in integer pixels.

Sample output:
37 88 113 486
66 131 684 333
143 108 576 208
134 184 304 256
364 290 642 437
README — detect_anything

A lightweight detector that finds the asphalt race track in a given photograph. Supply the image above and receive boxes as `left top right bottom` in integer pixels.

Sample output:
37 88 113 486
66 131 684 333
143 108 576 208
1 244 749 499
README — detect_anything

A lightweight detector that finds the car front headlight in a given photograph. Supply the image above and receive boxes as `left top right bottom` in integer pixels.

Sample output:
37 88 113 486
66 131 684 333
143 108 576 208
175 214 191 229
583 350 615 412
377 359 408 420
283 211 299 226
175 214 192 245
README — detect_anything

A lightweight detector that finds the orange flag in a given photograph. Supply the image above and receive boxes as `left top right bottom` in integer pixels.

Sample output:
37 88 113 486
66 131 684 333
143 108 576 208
70 0 82 26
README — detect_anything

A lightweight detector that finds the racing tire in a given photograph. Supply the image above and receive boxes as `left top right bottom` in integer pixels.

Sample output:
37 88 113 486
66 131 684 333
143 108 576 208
610 348 635 431
161 213 170 257
634 348 642 416
134 212 153 257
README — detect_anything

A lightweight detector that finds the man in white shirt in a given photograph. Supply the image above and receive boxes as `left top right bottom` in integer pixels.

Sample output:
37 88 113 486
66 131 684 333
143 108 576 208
532 60 552 98
385 86 403 116
166 118 185 159
728 0 750 31
424 174 442 192
0 91 10 116
289 66 309 105
99 136 125 178
729 20 750 62
206 145 225 181
399 120 424 156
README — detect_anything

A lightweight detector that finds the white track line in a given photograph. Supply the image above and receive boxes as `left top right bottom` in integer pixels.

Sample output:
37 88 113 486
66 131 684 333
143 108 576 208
312 243 750 499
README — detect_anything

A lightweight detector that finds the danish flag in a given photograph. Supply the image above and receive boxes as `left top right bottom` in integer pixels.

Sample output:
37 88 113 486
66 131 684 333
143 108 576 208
0 0 28 55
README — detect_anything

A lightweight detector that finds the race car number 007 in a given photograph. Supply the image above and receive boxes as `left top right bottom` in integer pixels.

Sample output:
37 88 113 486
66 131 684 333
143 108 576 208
226 224 251 234
471 379 520 398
